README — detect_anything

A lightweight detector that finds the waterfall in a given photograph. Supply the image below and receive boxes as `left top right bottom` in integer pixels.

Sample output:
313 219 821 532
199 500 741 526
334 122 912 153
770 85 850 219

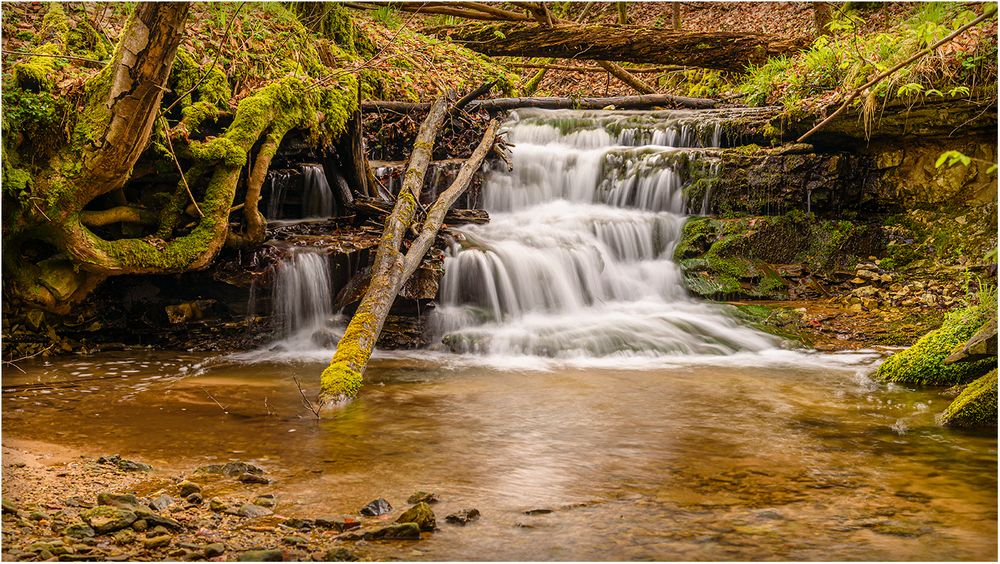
270 251 341 348
301 164 334 218
430 108 776 358
265 165 334 220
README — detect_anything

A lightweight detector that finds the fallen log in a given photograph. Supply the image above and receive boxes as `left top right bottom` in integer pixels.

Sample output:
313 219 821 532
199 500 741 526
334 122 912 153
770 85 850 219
429 22 807 71
508 62 687 74
363 93 717 112
319 119 500 404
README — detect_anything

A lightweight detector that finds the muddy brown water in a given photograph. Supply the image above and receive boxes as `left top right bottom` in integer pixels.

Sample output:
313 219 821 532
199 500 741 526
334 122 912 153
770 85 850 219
2 351 996 561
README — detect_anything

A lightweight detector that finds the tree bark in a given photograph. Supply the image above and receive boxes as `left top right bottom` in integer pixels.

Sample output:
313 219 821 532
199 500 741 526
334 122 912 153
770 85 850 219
319 96 450 402
430 22 807 71
320 115 499 404
362 93 717 112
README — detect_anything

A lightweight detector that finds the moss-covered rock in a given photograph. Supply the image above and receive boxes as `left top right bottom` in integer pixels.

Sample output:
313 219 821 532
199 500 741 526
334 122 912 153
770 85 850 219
940 369 998 428
396 502 436 531
874 298 997 386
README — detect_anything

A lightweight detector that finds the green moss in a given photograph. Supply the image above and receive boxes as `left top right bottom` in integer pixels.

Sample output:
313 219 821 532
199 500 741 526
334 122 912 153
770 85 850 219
12 43 62 92
169 49 232 111
941 369 998 428
875 299 997 386
320 362 364 400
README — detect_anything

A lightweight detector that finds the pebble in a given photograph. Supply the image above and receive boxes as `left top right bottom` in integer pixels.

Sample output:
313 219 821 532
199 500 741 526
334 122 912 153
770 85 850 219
148 495 173 512
237 549 283 561
254 494 277 508
143 535 171 549
323 548 359 561
203 543 226 558
238 504 273 518
177 481 201 498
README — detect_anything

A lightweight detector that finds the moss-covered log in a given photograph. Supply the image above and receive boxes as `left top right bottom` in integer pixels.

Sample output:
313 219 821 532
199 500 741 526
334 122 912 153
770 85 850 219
431 22 808 71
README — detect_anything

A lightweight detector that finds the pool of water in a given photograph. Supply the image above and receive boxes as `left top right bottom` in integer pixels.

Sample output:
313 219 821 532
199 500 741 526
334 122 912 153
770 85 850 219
2 351 996 560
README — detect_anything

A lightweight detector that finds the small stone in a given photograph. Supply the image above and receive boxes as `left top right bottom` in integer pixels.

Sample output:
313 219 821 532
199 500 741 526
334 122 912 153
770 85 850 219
237 504 273 518
80 507 137 534
879 274 893 283
395 502 435 531
323 548 359 561
64 523 95 539
143 535 171 549
131 519 148 532
314 517 360 532
254 494 276 508
850 277 866 284
281 518 313 530
359 498 392 516
341 523 421 541
856 269 879 280
239 473 269 485
96 455 151 472
203 543 226 558
148 525 170 537
96 494 142 513
444 508 480 526
29 510 50 521
148 495 172 512
186 493 203 505
523 508 554 515
237 549 283 561
406 491 438 504
112 530 135 545
177 481 201 498
281 535 308 547
208 499 227 513
2 498 18 514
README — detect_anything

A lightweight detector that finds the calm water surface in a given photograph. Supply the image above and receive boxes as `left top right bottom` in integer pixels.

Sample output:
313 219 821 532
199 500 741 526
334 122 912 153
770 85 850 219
3 351 996 561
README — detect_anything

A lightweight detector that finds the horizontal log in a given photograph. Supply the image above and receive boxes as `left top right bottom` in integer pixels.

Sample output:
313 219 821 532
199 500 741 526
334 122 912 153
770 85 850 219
430 22 807 71
363 93 717 113
508 62 687 74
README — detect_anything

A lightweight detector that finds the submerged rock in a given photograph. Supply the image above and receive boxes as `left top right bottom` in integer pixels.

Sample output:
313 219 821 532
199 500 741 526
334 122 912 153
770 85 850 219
254 494 277 508
359 498 392 516
239 472 270 484
444 508 480 526
195 461 265 477
406 491 438 504
314 516 360 532
340 523 421 541
395 502 436 531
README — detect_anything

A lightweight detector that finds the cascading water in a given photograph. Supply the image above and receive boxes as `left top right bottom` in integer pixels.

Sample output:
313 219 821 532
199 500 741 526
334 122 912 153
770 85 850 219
301 164 335 218
430 108 777 358
270 251 343 350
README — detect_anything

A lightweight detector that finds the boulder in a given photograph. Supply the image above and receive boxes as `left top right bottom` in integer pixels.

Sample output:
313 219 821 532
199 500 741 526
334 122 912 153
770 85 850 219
395 502 435 531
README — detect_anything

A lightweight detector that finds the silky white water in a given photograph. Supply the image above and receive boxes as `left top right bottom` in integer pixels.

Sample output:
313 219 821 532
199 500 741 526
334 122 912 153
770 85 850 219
429 108 776 358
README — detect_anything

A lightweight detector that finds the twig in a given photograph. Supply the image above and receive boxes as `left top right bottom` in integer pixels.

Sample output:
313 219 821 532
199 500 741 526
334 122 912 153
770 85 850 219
201 387 229 414
160 2 246 117
1 49 107 64
160 116 203 217
292 375 324 419
797 7 997 142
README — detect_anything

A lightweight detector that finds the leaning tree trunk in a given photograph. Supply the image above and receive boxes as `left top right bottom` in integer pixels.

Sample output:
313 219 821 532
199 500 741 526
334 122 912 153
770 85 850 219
431 22 807 71
318 97 450 401
319 116 499 404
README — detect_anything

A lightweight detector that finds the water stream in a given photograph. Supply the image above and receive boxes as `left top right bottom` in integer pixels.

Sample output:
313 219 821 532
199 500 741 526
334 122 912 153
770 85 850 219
2 109 995 560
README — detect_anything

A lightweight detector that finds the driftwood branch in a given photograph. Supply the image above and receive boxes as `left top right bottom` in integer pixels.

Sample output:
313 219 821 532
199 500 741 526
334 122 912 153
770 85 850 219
362 93 717 112
597 60 656 94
